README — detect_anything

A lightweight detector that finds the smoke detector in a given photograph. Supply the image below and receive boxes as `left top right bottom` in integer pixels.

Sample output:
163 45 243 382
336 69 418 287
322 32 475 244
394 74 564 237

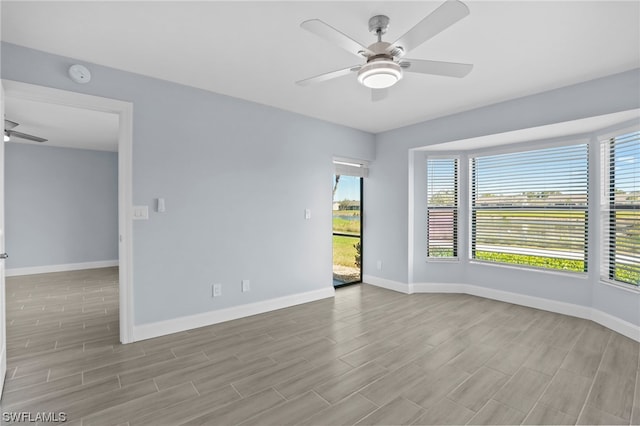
68 64 91 84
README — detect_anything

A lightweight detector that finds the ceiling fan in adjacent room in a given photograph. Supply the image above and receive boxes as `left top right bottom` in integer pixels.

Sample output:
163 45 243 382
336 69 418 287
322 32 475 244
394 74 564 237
296 0 473 100
4 118 48 143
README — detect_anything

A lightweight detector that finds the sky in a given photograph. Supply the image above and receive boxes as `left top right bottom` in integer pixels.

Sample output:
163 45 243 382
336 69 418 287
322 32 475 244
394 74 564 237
333 175 361 202
614 131 639 193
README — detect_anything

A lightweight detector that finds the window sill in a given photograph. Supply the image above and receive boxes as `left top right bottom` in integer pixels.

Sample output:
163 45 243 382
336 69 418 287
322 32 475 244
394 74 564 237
468 260 589 280
426 257 460 263
598 279 640 294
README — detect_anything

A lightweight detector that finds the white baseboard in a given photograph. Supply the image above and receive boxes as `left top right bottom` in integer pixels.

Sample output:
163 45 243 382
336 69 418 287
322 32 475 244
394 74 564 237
5 260 119 277
414 282 593 320
591 309 640 342
363 275 412 294
411 282 468 294
363 276 640 342
133 286 336 342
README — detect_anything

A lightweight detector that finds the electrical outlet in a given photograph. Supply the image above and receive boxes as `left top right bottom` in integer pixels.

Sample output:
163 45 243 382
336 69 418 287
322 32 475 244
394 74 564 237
212 284 222 297
242 279 250 292
376 260 382 270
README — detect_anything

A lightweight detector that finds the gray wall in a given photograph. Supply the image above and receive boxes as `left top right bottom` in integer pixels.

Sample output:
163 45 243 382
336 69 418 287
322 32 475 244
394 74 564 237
366 69 640 326
1 42 376 325
5 143 118 269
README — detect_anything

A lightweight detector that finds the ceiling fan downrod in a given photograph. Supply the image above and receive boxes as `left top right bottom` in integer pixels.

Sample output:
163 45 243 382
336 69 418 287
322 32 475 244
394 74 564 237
368 15 390 40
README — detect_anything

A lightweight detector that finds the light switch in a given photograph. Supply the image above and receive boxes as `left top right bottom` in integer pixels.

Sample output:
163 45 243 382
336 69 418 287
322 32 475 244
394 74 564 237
305 209 311 220
156 198 166 213
133 206 149 220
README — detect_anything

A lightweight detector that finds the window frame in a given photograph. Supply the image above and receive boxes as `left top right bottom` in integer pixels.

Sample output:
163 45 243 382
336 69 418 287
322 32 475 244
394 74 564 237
426 155 460 261
599 128 640 288
468 139 590 275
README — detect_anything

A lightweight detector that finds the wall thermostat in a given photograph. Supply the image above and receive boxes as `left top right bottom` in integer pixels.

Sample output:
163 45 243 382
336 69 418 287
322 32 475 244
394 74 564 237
68 64 91 84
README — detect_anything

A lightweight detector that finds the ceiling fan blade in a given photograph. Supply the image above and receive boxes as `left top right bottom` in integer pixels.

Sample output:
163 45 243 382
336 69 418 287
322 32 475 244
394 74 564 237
7 130 47 143
371 89 388 102
402 59 473 78
4 119 18 130
296 65 361 86
389 0 470 56
301 19 373 57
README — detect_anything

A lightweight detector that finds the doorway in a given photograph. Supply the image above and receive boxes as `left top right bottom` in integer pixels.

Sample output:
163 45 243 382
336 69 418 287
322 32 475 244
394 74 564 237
0 80 134 381
332 174 363 287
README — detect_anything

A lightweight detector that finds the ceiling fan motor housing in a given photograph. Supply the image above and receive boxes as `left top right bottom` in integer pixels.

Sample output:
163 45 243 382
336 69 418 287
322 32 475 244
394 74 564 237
357 58 403 89
357 40 403 89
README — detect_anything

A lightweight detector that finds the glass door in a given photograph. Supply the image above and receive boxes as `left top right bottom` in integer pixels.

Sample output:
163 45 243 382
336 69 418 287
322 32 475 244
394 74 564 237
332 174 362 286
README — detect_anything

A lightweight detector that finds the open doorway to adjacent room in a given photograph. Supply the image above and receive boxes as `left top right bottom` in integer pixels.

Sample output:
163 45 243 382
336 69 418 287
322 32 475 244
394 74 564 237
0 81 134 383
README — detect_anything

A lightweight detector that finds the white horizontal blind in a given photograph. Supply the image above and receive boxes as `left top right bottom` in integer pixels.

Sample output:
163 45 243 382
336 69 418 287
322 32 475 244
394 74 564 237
471 144 589 272
427 158 458 258
602 131 639 286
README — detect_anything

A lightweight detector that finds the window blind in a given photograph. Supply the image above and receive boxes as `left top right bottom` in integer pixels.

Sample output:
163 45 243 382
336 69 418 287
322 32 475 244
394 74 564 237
602 131 639 286
471 144 589 272
427 158 458 258
334 160 369 178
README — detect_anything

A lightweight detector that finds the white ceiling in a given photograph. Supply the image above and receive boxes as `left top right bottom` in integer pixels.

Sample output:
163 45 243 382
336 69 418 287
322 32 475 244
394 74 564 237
2 1 639 134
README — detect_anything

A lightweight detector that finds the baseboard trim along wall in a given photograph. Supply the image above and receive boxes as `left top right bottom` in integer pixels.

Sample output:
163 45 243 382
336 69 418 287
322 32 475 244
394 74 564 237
360 275 412 294
363 274 640 342
5 260 119 277
133 286 336 342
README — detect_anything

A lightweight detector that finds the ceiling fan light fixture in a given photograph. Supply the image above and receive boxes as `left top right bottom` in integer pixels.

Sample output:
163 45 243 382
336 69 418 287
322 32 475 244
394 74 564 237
357 60 402 89
3 132 10 142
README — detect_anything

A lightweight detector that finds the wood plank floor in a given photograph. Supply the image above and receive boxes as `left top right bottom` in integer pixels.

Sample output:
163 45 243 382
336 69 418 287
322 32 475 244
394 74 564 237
1 268 639 425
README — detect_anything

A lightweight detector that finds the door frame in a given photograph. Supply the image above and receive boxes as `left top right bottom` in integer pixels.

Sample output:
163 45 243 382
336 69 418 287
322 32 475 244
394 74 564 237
333 175 364 288
2 80 135 344
1 82 7 395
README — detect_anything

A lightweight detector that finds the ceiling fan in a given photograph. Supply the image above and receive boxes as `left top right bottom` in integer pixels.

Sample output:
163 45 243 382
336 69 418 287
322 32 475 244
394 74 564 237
4 119 47 143
296 0 473 100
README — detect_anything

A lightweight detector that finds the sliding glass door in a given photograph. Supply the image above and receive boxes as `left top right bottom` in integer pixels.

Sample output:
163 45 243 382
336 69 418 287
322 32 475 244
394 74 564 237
332 174 362 286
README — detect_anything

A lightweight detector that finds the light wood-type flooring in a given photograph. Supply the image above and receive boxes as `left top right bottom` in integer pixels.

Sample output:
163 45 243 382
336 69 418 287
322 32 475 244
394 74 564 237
1 268 639 425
